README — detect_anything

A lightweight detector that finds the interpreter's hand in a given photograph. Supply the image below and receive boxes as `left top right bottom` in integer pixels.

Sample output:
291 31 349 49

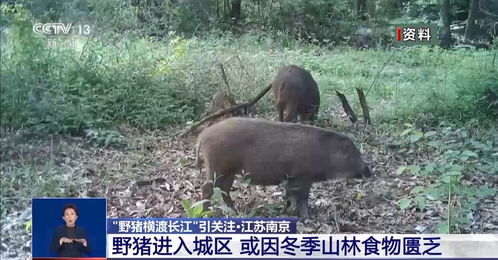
74 238 87 247
59 237 74 245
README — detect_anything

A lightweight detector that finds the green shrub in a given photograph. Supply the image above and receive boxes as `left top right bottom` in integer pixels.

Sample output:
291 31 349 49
1 7 206 134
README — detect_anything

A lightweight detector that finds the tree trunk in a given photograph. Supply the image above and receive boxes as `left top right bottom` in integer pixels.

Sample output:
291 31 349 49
464 0 480 41
367 0 377 19
439 0 453 48
216 0 220 20
224 0 230 19
356 0 367 20
230 0 242 24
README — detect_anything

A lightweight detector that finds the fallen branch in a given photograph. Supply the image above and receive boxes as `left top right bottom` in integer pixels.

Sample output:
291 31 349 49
179 84 272 137
335 91 358 123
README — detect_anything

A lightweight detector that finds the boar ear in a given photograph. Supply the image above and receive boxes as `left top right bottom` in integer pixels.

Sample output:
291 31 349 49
363 166 373 177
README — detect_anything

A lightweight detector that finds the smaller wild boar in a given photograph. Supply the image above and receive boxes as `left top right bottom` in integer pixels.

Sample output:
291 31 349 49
209 90 245 118
272 65 320 123
196 117 372 219
210 90 236 114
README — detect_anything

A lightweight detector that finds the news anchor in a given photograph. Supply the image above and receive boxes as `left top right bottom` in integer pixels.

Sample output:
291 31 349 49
50 203 91 257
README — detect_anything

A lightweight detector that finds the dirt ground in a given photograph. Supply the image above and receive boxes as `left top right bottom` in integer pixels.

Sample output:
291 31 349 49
1 113 497 259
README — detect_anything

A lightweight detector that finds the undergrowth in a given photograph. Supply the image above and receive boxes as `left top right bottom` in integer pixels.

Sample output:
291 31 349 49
1 5 497 229
1 5 496 138
395 122 497 233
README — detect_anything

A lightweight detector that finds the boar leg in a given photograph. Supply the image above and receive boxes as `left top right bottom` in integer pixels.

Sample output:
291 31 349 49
285 180 312 219
300 105 317 122
276 102 284 122
202 165 236 211
201 180 214 211
201 166 216 211
215 174 235 209
284 104 298 123
284 178 298 210
296 184 312 219
300 112 315 122
308 112 316 121
298 113 307 122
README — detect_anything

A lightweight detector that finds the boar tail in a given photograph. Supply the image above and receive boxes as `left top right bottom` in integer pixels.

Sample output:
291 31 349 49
195 140 203 176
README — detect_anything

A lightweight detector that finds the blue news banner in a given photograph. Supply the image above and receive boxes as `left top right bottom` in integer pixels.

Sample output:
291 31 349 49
106 218 498 259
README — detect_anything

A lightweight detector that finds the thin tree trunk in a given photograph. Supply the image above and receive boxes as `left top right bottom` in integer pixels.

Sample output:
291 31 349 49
440 0 453 48
367 0 377 19
257 0 261 27
356 0 367 20
216 0 219 20
464 0 480 41
225 0 230 20
230 0 242 24
257 0 260 17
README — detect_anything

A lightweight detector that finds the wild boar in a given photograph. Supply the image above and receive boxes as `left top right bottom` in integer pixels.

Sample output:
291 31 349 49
209 90 246 118
195 117 372 219
210 90 236 115
272 65 320 123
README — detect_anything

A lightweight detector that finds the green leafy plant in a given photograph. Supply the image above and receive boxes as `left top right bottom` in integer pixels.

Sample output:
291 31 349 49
181 199 212 218
25 220 32 232
84 129 125 147
211 187 237 216
182 175 240 218
396 125 497 233
187 180 237 218
399 123 428 144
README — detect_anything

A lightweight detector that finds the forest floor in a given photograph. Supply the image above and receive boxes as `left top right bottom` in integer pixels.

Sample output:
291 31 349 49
1 110 498 259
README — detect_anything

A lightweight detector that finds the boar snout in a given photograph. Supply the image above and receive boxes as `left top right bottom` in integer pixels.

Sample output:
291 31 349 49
363 166 373 178
350 165 373 179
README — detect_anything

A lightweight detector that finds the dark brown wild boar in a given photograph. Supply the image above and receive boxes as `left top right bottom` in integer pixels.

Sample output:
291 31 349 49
196 117 372 219
272 65 320 122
